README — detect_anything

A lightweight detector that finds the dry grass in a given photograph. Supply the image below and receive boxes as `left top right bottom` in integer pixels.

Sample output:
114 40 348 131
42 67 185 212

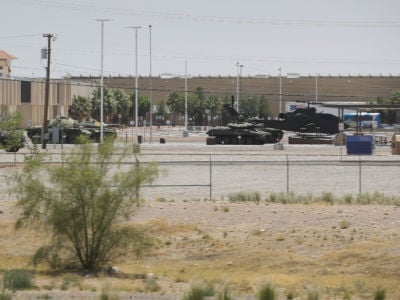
1 199 400 299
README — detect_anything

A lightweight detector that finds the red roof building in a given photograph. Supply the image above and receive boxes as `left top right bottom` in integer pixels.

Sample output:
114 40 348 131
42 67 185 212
0 50 16 76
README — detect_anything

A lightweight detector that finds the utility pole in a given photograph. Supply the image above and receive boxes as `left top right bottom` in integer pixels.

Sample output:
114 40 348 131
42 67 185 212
97 19 112 144
278 66 282 114
184 60 188 132
127 26 142 139
42 33 54 149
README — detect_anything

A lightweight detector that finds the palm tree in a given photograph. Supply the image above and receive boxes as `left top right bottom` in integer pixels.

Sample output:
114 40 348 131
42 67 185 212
113 89 130 124
90 87 115 123
68 95 92 122
167 92 183 126
204 96 222 126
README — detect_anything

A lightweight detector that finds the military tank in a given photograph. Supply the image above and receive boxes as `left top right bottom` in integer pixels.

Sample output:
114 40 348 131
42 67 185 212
26 116 117 144
264 105 343 134
206 103 283 145
263 103 348 144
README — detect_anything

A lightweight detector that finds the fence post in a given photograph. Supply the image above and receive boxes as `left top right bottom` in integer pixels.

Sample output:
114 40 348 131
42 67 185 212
359 156 362 194
209 154 212 200
286 154 289 194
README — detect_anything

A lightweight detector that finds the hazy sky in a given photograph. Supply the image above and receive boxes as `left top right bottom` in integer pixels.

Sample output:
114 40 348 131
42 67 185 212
2 0 400 78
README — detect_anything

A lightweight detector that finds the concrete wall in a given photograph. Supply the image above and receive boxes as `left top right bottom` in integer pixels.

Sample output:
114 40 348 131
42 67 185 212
77 75 400 117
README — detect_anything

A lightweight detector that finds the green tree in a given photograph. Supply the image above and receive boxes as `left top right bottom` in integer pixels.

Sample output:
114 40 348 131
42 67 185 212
128 93 151 125
194 87 206 126
167 92 184 126
258 95 270 118
0 111 24 152
204 96 222 126
240 95 270 119
155 100 168 126
68 95 92 122
372 91 400 124
113 89 130 124
12 139 158 271
90 87 115 123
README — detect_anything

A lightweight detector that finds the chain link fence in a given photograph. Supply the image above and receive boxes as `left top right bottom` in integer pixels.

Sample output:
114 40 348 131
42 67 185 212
1 147 400 202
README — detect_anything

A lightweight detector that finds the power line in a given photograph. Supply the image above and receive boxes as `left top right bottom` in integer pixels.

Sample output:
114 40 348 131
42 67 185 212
0 33 42 39
9 0 400 28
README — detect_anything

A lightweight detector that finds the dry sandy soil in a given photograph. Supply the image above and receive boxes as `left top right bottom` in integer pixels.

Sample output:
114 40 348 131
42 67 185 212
1 199 400 299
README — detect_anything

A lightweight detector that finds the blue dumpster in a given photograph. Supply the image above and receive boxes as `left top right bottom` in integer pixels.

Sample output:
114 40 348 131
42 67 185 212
346 135 374 155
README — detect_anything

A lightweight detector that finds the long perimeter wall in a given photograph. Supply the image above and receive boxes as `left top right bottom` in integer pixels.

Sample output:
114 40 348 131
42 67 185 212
1 75 400 127
76 75 400 117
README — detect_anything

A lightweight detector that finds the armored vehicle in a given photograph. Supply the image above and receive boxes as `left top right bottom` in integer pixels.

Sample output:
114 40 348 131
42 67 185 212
206 103 283 145
26 116 116 144
264 106 343 135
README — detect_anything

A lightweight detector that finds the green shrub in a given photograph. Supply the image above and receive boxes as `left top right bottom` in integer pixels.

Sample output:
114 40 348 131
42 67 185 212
286 289 296 300
60 274 81 291
343 289 352 300
0 291 12 300
307 290 320 300
339 220 351 229
373 287 386 300
99 289 120 300
257 282 276 300
182 280 215 300
217 284 233 300
228 191 261 203
143 278 161 292
3 269 34 291
320 192 335 204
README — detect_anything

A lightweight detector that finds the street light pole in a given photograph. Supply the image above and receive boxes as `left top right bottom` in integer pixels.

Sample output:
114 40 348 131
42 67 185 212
97 18 112 144
127 26 142 140
315 72 319 103
235 62 243 112
184 60 188 132
236 62 239 111
278 66 282 114
148 24 153 143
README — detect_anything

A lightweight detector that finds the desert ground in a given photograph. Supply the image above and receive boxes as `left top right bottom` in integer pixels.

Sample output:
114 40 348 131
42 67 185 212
0 129 400 299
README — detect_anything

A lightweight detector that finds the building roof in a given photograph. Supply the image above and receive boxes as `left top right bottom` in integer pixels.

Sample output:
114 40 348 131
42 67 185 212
321 102 400 110
0 50 16 60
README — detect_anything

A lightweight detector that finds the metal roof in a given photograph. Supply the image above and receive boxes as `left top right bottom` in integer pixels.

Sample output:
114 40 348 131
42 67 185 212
320 102 400 110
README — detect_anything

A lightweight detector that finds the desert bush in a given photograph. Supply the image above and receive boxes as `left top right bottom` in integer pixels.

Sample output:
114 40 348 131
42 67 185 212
12 138 158 271
99 292 120 300
99 283 120 300
320 192 335 204
228 191 261 203
343 194 353 204
216 284 234 300
257 282 276 300
339 220 351 229
306 289 320 300
268 192 294 204
182 280 215 300
60 274 81 291
342 289 352 300
3 269 34 291
0 291 12 300
266 192 400 206
373 287 386 300
143 278 161 292
285 288 296 300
